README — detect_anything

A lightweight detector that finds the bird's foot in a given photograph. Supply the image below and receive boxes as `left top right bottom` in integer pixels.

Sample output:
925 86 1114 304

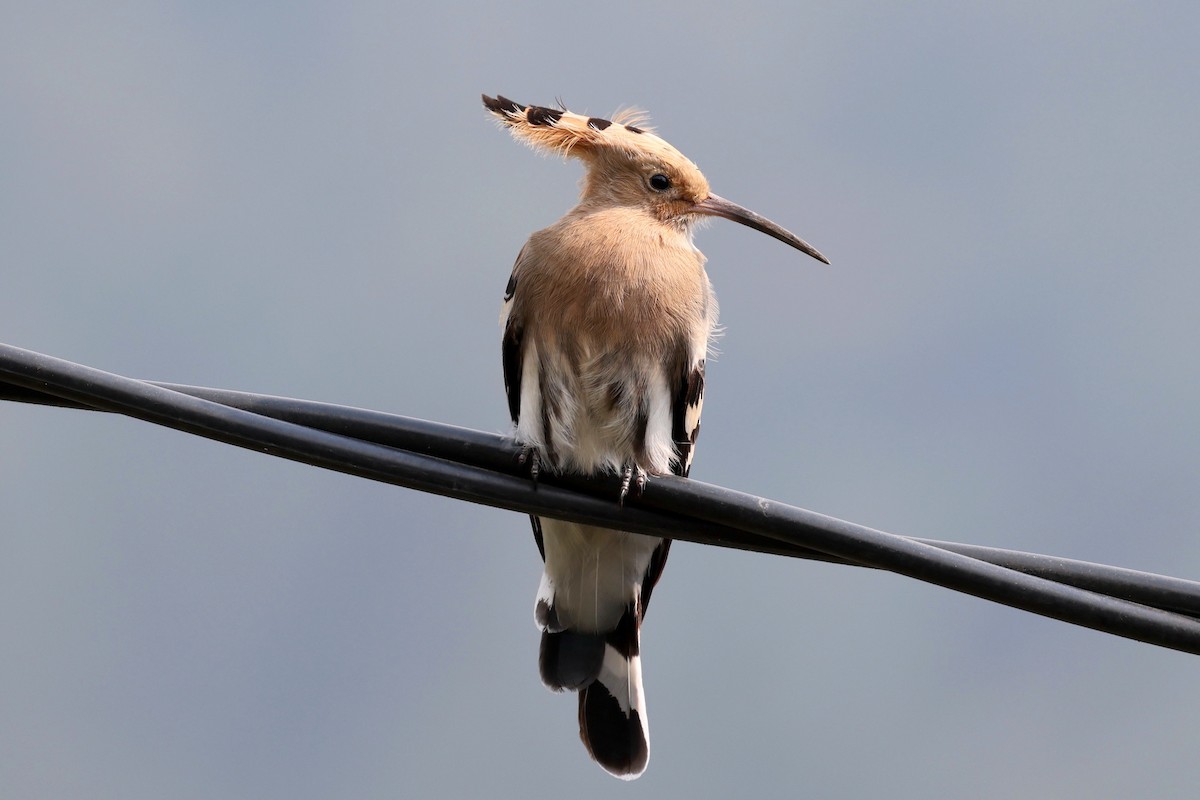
517 446 542 488
618 464 647 506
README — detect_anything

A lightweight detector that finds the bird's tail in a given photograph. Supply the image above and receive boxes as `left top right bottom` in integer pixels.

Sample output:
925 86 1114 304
540 611 649 779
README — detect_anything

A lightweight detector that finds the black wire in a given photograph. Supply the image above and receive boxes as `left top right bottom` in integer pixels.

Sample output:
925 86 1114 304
10 369 1200 619
4 342 1200 655
88 384 1200 619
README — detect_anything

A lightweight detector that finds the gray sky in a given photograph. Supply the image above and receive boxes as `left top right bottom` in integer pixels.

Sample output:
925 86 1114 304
3 2 1200 797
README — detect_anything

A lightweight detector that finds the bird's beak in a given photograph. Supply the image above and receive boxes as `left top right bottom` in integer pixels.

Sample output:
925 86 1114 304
691 193 829 264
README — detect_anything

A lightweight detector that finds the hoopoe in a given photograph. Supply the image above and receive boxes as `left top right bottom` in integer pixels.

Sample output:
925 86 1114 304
484 94 828 779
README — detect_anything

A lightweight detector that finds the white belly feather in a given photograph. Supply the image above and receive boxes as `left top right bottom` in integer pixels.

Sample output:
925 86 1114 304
515 338 678 477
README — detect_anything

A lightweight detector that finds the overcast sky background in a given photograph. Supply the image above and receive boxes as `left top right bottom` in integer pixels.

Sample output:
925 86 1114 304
3 2 1200 797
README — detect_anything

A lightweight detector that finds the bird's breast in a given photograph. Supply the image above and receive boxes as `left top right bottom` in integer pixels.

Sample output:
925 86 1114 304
517 217 711 351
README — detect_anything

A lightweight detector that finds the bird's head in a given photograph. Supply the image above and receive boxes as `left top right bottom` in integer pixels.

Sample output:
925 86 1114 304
483 94 828 264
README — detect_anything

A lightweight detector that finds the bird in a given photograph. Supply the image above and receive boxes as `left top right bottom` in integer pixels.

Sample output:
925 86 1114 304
483 93 828 779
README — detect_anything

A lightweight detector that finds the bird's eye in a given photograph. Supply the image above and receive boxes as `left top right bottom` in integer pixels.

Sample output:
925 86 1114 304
648 173 672 192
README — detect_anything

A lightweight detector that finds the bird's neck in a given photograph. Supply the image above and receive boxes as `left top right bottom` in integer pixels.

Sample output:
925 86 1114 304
566 202 697 249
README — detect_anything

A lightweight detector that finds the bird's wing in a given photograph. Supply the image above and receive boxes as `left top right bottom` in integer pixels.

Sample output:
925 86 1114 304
500 260 548 560
500 267 523 426
669 357 705 478
639 354 705 616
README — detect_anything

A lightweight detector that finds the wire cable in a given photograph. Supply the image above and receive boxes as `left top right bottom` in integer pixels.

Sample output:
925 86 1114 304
3 342 1200 654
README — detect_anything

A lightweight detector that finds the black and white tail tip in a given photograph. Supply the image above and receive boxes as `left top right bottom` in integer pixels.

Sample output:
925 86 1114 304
539 608 649 779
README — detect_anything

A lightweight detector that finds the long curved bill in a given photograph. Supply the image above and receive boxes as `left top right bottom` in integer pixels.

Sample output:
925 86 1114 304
692 193 829 264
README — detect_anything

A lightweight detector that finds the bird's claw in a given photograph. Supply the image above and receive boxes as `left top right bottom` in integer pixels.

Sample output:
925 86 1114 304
618 465 647 506
518 446 542 488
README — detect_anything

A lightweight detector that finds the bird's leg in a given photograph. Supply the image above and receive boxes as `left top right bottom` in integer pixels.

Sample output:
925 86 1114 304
517 445 542 488
618 464 648 506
